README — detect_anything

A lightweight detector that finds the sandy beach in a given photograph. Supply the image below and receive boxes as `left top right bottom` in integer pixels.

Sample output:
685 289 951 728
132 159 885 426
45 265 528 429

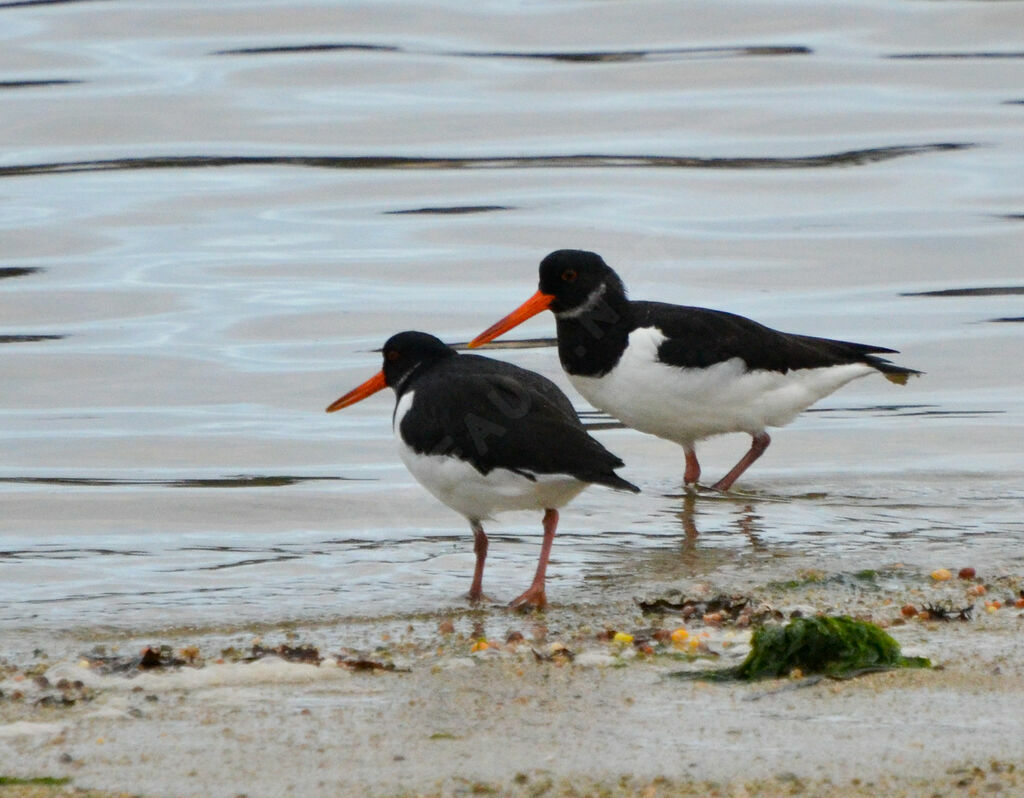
3 562 1023 798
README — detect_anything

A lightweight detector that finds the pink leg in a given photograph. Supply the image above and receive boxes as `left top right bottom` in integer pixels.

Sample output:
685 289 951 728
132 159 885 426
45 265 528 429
468 520 488 602
509 509 558 611
684 446 701 486
712 432 771 492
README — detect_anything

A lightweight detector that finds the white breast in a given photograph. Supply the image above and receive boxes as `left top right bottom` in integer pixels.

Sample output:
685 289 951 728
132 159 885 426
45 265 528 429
568 327 875 445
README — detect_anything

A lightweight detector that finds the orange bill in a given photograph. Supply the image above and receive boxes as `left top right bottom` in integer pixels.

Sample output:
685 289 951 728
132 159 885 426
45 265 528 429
467 290 554 348
326 370 387 412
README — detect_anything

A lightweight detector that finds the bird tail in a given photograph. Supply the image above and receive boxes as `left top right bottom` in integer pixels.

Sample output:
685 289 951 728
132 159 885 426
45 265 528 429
866 355 924 386
598 472 641 493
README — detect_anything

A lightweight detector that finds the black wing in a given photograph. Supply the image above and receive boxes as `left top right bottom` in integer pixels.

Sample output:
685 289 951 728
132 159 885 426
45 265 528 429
457 354 578 419
635 301 920 381
400 359 638 492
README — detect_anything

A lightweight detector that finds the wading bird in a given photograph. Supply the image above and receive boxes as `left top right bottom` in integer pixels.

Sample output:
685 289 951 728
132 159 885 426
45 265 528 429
327 330 638 609
470 250 921 491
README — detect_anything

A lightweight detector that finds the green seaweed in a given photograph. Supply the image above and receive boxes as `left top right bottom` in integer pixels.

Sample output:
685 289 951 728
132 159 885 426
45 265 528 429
672 616 930 681
0 776 72 786
767 568 905 592
766 569 826 590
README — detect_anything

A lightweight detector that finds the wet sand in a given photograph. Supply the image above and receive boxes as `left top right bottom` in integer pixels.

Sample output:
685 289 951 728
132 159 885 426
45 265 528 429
3 563 1023 798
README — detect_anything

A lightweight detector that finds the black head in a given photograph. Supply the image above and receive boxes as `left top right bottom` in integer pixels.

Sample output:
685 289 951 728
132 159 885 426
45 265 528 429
326 330 456 412
466 250 629 350
537 250 627 314
380 331 456 393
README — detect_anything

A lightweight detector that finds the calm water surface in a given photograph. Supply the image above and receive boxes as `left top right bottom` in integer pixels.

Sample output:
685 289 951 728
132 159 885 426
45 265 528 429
1 0 1022 637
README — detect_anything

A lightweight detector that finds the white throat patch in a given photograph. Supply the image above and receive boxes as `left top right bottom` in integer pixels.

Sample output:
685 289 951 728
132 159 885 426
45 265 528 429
553 282 607 320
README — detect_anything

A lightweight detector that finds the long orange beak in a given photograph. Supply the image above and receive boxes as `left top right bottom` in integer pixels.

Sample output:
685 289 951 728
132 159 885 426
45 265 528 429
467 290 555 348
325 371 387 412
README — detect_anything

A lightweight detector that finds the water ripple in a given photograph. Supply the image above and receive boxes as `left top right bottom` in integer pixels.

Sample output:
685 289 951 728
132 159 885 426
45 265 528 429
902 286 1024 297
0 144 973 179
0 475 365 488
890 51 1024 60
384 205 513 216
212 42 812 63
0 0 99 7
0 80 83 89
0 267 42 280
0 334 64 344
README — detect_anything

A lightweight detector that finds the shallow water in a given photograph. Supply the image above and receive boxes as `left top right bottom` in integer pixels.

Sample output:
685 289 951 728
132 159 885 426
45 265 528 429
1 0 1022 638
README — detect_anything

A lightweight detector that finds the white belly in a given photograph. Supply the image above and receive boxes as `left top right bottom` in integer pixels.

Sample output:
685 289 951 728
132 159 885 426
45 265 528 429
398 447 587 521
568 328 875 445
393 391 587 521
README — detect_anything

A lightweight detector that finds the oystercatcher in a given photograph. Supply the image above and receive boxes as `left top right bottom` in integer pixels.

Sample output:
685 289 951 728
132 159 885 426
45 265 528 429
469 250 921 491
326 331 638 610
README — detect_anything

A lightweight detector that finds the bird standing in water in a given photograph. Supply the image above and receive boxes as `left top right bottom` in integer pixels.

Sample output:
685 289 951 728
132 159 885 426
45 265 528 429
470 250 921 491
327 331 638 610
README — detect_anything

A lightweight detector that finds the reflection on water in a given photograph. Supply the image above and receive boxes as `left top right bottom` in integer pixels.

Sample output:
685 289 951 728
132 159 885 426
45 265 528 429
670 493 765 556
678 497 768 576
1 0 1022 636
2 471 1022 632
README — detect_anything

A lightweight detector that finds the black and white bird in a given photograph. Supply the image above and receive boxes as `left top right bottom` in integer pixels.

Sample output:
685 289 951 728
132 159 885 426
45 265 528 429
469 250 921 492
326 331 638 610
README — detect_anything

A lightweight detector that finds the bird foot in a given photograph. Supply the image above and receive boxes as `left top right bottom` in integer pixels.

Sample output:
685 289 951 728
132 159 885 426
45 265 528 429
508 587 547 612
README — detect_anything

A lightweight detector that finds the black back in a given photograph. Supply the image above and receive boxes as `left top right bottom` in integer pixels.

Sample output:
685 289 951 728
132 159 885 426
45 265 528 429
384 332 638 492
538 251 920 382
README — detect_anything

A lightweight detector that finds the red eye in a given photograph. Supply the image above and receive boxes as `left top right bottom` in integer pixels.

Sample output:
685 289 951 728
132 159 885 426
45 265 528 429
385 349 400 362
561 269 578 283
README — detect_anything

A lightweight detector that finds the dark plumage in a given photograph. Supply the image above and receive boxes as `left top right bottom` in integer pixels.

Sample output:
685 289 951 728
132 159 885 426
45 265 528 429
640 302 916 382
327 330 637 610
470 250 922 491
390 344 636 492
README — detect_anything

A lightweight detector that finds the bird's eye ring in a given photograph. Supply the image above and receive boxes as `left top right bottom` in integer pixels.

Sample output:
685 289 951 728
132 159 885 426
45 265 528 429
561 269 578 283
